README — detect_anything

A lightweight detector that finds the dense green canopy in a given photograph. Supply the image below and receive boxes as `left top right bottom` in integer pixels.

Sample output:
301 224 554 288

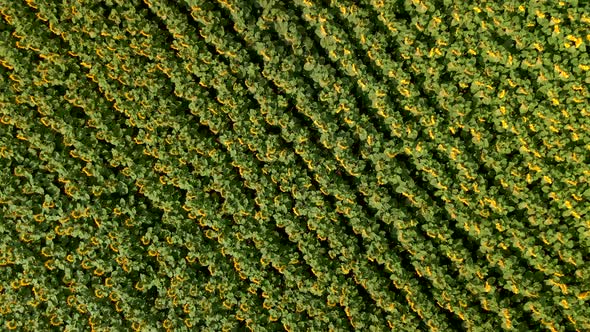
0 0 588 331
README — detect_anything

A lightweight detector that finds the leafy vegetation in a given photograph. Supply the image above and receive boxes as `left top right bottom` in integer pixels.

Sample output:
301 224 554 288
0 0 588 331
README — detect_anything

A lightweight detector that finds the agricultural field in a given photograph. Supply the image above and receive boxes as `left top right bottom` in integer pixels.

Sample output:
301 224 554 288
0 0 589 331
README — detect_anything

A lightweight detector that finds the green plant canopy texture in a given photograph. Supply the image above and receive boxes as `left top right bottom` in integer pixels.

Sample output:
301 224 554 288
1 0 589 331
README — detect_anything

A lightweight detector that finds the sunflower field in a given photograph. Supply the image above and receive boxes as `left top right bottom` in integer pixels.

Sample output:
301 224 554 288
0 0 589 331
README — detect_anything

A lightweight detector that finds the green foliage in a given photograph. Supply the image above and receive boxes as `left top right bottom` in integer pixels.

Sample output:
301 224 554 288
0 0 588 331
